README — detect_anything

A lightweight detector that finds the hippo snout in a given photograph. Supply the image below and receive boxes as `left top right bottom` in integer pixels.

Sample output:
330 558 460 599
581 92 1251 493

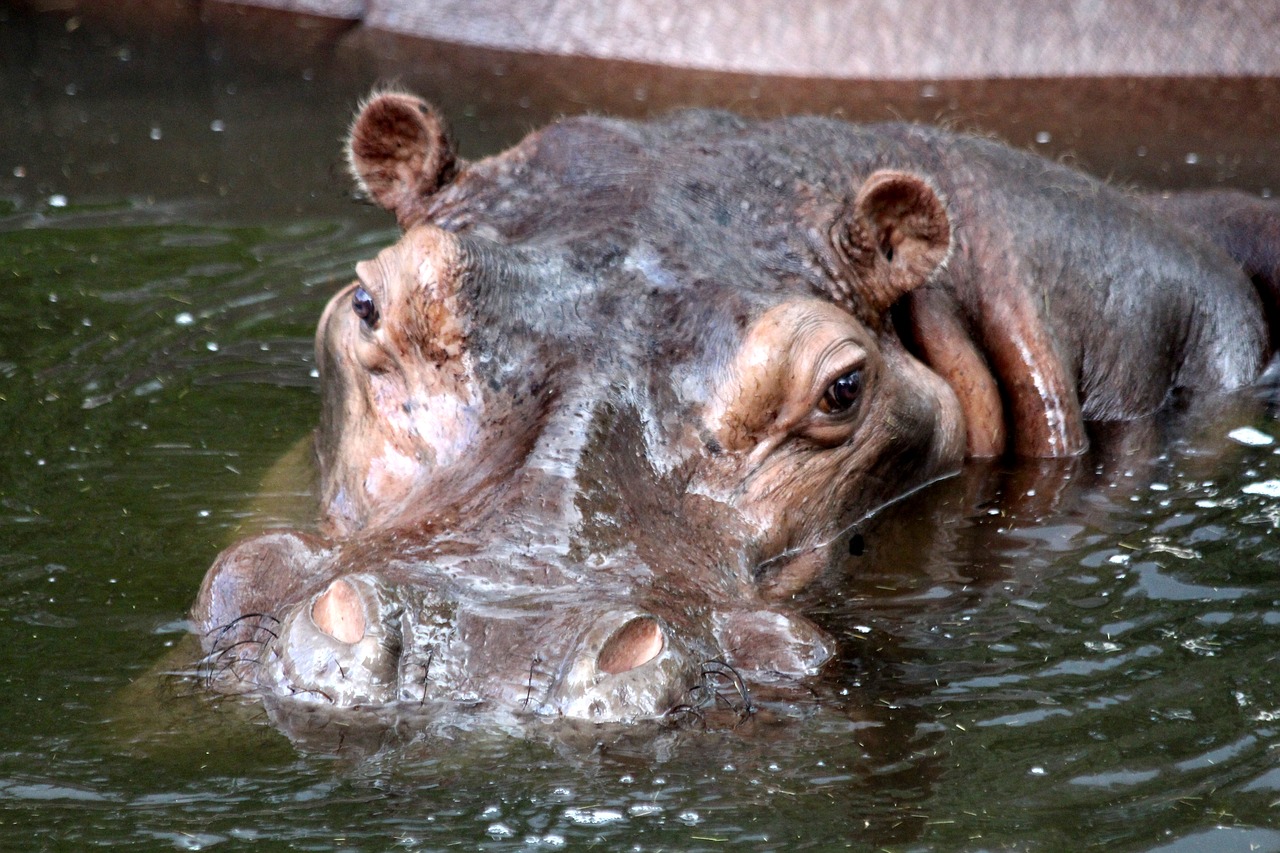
241 574 713 722
539 610 699 722
262 574 405 706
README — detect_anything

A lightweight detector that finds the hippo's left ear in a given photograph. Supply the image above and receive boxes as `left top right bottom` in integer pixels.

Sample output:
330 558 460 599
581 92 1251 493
829 170 951 319
347 91 462 229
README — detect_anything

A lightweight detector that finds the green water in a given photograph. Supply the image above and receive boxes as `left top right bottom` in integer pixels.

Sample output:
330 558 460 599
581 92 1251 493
2 8 1280 851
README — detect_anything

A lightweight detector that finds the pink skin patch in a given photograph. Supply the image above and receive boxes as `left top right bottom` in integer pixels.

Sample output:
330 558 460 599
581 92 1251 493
311 578 366 644
597 617 665 674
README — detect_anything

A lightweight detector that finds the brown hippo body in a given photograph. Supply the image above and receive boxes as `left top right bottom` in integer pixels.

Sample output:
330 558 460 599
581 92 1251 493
192 94 1275 725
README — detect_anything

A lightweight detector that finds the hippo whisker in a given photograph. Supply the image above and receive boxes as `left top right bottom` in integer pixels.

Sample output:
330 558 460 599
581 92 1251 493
523 653 544 710
413 648 435 706
696 660 755 720
205 611 281 640
287 685 335 703
662 703 707 731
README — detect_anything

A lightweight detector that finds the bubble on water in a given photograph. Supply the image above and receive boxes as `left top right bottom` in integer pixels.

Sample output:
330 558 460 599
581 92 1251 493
678 810 701 825
526 835 565 848
1228 426 1274 447
1029 766 1047 776
487 823 513 838
564 808 624 826
210 119 225 132
1035 131 1051 144
174 312 195 326
1184 152 1199 165
48 194 67 208
150 126 162 141
206 341 219 351
628 804 662 817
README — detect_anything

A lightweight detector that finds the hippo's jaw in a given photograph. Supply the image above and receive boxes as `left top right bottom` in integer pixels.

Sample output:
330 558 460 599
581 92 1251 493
208 572 702 722
198 553 837 724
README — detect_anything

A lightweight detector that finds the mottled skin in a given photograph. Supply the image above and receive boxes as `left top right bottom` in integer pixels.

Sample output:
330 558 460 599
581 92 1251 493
192 93 1277 724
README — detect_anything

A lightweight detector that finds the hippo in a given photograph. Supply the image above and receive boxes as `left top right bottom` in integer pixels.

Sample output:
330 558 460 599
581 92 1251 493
192 92 1278 726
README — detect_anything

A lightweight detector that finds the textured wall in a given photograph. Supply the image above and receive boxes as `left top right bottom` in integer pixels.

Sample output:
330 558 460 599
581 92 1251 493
209 0 1280 78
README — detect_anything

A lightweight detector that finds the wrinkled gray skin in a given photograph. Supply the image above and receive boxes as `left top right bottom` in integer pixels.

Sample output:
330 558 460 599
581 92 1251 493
192 94 1277 726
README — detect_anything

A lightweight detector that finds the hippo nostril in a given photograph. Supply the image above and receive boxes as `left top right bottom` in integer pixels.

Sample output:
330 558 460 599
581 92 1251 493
311 578 366 644
597 617 664 675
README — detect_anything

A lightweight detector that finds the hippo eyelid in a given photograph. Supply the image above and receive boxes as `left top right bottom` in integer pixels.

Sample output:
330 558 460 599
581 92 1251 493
811 347 868 416
817 366 865 416
352 285 380 329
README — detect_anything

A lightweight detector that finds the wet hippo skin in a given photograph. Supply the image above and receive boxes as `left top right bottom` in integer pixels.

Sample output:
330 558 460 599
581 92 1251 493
192 93 1279 725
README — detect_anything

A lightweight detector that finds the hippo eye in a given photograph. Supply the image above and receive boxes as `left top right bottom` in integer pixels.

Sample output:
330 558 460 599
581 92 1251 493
351 286 379 328
818 368 863 415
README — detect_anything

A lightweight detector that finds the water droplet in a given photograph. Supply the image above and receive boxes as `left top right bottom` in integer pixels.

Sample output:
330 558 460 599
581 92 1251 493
1242 480 1280 498
1227 426 1273 447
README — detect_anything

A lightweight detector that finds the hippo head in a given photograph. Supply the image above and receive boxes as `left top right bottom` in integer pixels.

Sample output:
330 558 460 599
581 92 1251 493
192 93 966 725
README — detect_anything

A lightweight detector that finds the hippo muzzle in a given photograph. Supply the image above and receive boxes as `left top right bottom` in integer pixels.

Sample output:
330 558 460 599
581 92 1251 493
201 558 833 723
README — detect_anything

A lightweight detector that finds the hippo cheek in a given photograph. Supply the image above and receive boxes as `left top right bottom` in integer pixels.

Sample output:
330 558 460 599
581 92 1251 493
712 608 835 678
261 574 404 706
542 612 698 722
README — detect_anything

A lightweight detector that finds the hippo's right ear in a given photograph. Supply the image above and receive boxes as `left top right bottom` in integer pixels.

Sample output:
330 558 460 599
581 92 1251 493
828 170 951 321
347 92 461 228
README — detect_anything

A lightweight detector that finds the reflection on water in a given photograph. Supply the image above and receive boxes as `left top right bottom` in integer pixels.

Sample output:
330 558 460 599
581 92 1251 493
2 6 1280 852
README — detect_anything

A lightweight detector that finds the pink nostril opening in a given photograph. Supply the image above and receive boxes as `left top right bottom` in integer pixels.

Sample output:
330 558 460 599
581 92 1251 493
311 578 366 644
597 617 664 675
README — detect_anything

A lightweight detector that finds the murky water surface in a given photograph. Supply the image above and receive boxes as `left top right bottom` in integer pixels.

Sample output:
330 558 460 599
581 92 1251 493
3 8 1280 851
